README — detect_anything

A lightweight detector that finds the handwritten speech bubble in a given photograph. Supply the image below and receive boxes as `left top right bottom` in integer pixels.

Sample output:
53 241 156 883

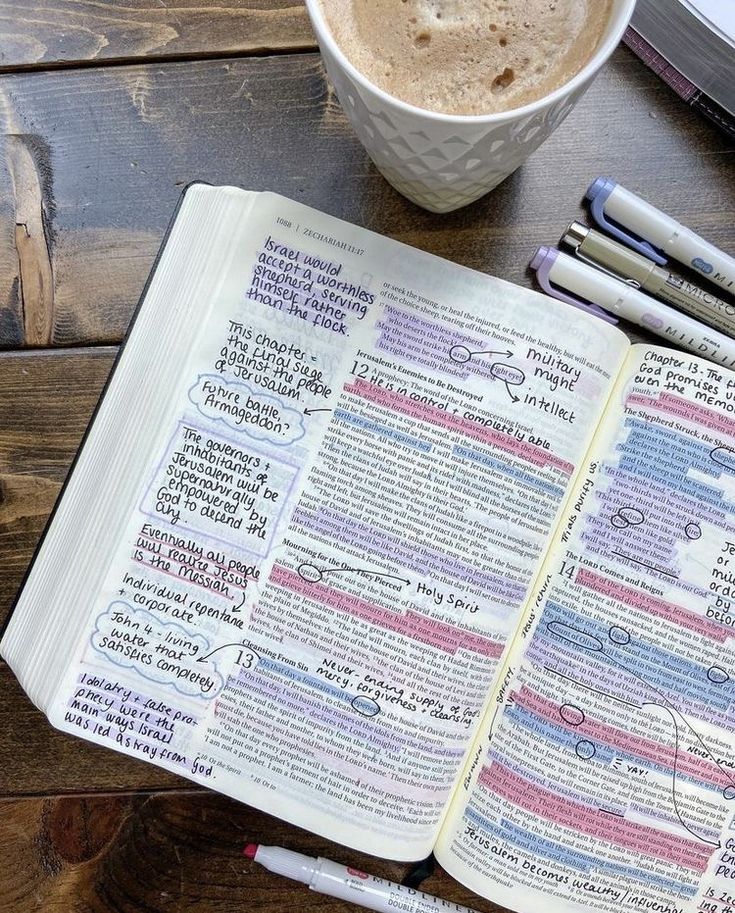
91 602 224 699
188 374 305 446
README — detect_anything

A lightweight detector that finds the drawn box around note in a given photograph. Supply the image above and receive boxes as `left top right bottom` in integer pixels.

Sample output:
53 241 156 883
140 421 300 556
91 602 224 700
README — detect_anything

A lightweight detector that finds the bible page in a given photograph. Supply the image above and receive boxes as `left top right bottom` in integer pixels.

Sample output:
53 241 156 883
436 345 735 912
44 185 628 860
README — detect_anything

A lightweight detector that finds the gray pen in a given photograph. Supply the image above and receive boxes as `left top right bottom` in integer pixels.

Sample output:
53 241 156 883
561 221 735 339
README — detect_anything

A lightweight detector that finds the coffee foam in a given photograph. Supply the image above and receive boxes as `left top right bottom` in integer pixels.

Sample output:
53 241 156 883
318 0 612 115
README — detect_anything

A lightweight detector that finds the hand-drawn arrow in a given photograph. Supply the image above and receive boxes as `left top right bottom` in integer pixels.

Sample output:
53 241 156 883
196 642 259 664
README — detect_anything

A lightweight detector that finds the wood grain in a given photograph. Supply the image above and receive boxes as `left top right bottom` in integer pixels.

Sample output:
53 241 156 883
0 348 115 620
0 46 732 348
0 791 506 913
0 36 733 913
0 1 314 71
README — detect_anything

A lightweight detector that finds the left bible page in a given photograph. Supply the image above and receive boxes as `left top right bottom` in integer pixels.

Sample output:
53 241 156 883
16 185 628 859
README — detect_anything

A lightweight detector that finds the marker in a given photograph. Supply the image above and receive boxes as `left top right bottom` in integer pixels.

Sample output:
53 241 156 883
530 246 735 369
561 222 735 338
586 177 735 295
244 844 483 913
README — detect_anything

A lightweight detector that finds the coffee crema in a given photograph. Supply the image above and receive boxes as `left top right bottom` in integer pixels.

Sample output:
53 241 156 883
317 0 612 115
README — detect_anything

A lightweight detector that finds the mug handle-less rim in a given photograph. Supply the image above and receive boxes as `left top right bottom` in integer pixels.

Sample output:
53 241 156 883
302 0 639 125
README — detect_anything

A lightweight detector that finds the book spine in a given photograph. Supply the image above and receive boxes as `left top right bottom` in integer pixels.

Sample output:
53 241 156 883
623 27 735 143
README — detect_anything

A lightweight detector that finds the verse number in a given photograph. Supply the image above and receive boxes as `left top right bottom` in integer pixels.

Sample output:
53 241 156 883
236 649 259 670
350 360 370 379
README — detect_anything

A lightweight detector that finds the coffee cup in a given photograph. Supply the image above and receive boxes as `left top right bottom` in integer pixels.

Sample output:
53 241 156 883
304 0 637 213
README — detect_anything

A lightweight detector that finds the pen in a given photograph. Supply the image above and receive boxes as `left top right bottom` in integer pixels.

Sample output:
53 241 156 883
586 177 735 295
530 246 735 369
561 221 735 338
244 844 484 913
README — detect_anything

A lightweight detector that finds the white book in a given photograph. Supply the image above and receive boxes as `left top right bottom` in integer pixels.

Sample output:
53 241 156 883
680 0 735 45
631 0 735 116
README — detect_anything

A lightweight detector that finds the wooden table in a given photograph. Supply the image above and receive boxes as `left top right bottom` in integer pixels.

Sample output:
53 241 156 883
0 4 733 910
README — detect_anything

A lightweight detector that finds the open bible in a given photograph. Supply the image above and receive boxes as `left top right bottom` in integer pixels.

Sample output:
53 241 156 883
4 183 735 913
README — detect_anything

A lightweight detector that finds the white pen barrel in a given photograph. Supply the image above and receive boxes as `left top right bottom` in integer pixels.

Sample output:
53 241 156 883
254 846 316 884
606 184 676 250
671 228 735 295
550 250 627 312
312 859 481 913
606 184 735 295
638 299 735 368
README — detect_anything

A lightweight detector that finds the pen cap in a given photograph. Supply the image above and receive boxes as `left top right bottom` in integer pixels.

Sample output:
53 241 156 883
251 846 316 885
563 222 589 248
561 222 658 287
530 246 618 324
586 177 667 265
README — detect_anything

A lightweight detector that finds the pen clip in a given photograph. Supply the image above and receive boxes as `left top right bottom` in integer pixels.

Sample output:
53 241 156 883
530 247 619 325
586 177 668 266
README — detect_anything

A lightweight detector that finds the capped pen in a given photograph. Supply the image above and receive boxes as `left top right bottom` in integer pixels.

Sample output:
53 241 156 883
561 222 735 338
244 845 483 913
530 246 735 370
586 177 735 295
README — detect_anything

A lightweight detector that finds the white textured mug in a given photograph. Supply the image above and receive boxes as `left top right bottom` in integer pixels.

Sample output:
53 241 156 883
304 0 637 213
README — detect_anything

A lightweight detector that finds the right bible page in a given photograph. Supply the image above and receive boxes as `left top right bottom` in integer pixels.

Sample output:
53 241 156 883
436 344 735 913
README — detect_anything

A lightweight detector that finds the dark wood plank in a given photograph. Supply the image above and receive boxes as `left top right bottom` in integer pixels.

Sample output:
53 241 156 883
0 0 314 71
0 791 506 913
0 46 732 348
0 348 115 619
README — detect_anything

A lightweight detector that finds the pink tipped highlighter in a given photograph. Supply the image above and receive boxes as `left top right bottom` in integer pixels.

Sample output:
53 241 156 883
244 843 482 913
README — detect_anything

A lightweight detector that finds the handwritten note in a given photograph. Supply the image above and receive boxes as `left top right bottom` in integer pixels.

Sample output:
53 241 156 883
188 374 305 445
91 601 223 697
246 236 374 335
214 321 334 402
140 423 299 554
